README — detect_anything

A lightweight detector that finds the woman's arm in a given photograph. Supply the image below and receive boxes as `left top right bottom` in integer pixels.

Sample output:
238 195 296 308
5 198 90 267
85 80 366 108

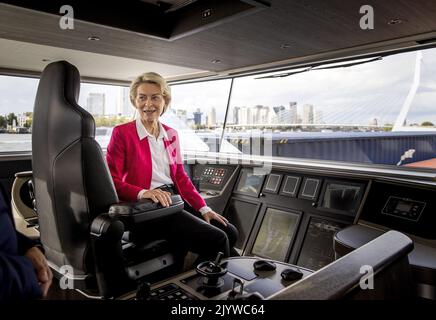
174 162 206 211
169 129 206 211
170 130 228 225
174 162 228 226
106 127 143 201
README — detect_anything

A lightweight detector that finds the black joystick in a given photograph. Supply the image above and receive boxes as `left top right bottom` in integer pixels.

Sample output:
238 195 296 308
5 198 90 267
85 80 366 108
281 267 304 281
227 278 244 300
136 282 151 301
196 252 227 287
253 259 276 272
228 278 264 300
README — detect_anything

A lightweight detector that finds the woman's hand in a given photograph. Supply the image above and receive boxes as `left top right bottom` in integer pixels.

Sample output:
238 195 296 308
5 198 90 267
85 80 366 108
142 189 172 207
202 210 228 226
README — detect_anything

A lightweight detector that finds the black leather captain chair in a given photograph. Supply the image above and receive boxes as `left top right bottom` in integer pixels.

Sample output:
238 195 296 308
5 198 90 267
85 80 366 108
31 60 184 298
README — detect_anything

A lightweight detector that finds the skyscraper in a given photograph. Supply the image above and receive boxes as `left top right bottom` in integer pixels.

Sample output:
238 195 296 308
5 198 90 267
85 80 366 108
369 118 378 126
289 102 298 124
193 108 203 125
86 93 105 115
207 107 216 127
238 107 252 125
274 103 298 124
117 87 134 117
233 106 240 125
253 105 263 124
302 104 314 124
253 105 271 124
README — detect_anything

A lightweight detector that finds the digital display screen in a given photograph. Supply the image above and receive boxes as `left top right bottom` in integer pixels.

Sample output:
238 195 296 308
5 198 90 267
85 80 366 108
396 202 412 212
251 208 299 261
382 196 425 222
264 174 282 193
226 199 260 249
297 218 346 270
281 176 300 196
235 170 265 197
321 182 361 213
299 178 320 199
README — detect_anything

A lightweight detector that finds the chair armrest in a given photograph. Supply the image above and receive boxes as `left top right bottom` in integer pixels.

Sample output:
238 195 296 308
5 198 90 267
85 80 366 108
90 213 133 298
14 171 33 178
108 194 184 226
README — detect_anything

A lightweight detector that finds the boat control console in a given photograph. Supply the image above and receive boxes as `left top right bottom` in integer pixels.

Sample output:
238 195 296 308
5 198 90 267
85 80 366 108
122 253 313 300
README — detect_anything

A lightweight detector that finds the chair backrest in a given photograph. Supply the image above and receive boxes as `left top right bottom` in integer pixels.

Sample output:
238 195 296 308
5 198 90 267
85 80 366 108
32 61 119 276
269 230 414 300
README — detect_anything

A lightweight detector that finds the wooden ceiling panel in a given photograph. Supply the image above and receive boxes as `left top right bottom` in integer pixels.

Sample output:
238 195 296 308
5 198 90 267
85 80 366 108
0 0 436 79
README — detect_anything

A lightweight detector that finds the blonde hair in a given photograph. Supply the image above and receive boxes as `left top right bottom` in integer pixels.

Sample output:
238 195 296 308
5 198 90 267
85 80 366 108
130 72 171 115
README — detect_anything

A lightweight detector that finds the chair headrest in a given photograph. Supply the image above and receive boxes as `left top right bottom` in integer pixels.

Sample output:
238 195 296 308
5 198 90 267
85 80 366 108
33 60 95 149
40 60 80 103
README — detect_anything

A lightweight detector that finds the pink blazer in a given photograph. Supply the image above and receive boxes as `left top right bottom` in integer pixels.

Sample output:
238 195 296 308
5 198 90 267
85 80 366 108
106 121 206 211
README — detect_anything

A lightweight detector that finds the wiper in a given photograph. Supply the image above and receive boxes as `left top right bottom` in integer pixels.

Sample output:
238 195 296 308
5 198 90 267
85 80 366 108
256 56 383 79
257 67 313 79
315 56 383 69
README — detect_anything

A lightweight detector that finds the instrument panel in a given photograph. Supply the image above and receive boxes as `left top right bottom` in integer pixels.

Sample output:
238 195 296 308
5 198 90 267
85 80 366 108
194 165 236 191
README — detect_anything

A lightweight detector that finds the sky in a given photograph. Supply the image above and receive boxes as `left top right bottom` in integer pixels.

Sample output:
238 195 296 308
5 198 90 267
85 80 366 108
1 47 436 126
171 49 436 126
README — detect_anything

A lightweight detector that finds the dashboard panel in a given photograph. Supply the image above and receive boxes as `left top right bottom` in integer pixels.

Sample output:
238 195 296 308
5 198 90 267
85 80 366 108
117 157 436 300
360 180 436 239
221 168 367 270
193 164 236 191
188 160 436 274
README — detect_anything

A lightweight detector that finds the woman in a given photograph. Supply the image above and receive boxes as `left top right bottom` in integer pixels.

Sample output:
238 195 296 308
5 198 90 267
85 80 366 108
106 72 238 263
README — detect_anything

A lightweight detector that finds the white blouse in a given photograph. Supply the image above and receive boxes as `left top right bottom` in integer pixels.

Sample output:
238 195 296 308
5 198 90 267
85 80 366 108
135 118 211 215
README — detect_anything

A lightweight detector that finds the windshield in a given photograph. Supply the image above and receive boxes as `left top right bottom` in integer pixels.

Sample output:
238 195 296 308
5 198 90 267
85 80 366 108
1 47 436 170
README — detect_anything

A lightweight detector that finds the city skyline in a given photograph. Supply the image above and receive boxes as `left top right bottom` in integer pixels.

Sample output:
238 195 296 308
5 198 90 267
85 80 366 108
1 49 436 127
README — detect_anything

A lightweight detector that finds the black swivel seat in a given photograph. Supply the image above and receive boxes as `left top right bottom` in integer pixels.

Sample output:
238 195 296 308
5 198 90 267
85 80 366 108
31 61 183 298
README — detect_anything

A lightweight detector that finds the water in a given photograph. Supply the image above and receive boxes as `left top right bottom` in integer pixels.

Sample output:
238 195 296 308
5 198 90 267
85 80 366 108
0 134 32 152
0 133 110 152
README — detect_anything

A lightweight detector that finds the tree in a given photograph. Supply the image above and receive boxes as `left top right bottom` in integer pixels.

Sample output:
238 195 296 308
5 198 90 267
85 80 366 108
93 115 130 127
7 113 17 126
383 123 393 132
421 121 434 127
24 119 32 128
24 112 33 128
0 115 6 128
